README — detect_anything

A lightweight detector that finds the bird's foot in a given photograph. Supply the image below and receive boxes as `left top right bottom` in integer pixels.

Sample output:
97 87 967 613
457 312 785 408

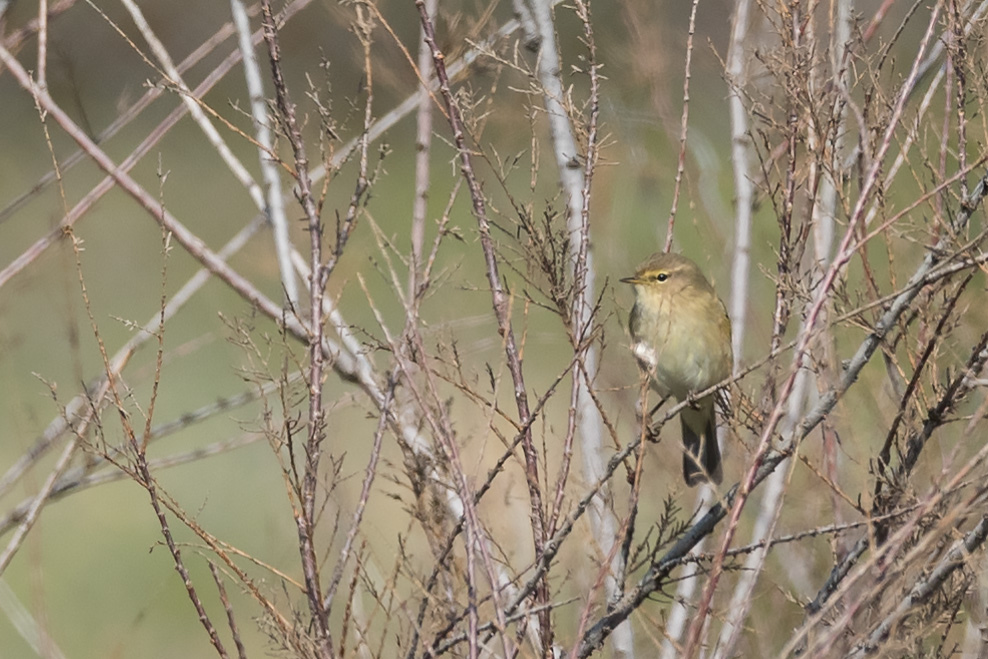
645 421 662 443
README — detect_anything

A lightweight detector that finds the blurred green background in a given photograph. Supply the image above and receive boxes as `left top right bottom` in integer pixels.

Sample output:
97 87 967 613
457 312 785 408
2 0 983 656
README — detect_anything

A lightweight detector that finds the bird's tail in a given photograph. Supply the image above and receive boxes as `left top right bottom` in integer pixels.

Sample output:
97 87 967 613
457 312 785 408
680 399 723 486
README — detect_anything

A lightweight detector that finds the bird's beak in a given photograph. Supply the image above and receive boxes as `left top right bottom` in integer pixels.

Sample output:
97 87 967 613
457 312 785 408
620 275 641 285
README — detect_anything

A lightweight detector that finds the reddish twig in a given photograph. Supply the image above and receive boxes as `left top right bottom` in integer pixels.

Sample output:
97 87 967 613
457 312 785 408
414 0 550 648
663 0 700 253
259 1 332 654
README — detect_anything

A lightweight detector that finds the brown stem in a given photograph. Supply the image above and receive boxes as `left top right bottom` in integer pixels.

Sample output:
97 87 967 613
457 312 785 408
414 0 550 645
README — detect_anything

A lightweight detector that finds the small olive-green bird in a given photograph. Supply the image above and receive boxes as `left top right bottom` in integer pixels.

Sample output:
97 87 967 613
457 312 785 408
621 252 733 486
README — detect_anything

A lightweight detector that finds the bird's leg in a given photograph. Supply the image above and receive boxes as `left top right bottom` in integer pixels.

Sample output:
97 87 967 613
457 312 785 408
634 395 658 443
685 390 701 410
643 397 668 443
645 422 660 443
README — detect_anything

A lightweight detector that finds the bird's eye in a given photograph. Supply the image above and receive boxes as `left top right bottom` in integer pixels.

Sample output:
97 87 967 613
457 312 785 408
655 273 668 282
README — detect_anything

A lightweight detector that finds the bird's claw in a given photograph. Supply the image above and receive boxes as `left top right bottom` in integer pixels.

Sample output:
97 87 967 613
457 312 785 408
645 422 661 443
635 398 662 443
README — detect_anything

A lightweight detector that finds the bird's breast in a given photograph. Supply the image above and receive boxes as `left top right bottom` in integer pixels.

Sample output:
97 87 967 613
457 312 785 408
631 293 730 399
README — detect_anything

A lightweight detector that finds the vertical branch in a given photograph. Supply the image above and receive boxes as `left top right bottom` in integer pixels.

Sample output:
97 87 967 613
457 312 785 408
524 0 594 532
324 3 373 279
230 0 298 305
661 0 729 640
949 0 969 202
698 0 757 654
525 0 634 656
36 0 48 90
209 562 248 659
399 9 511 648
139 464 230 659
66 221 230 657
322 376 393 611
414 0 550 646
683 5 946 656
359 273 515 659
813 0 849 505
410 0 437 297
259 1 332 655
662 0 700 253
718 0 851 652
726 0 754 373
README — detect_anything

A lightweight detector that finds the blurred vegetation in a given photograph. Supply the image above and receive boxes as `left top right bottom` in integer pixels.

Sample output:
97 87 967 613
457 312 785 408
1 0 987 657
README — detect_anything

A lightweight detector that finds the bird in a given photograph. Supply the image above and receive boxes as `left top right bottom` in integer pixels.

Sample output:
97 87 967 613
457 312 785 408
621 252 733 486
